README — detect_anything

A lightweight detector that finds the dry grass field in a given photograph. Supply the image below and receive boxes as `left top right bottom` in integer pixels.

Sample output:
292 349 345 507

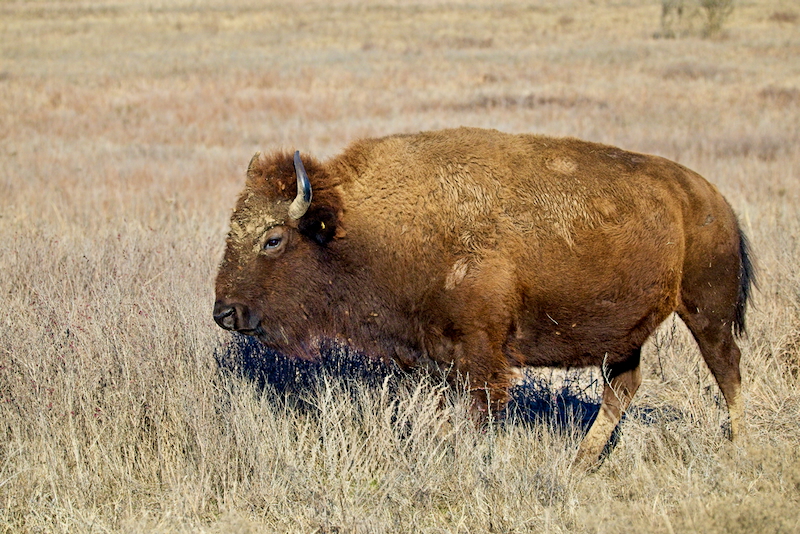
1 0 799 532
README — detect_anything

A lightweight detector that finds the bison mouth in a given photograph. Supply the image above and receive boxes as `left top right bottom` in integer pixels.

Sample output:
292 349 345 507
238 326 264 337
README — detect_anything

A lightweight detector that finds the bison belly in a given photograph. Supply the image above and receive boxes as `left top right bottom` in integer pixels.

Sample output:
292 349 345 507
510 221 683 369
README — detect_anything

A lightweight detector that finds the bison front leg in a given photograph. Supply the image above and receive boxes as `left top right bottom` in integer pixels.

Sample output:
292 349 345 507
452 329 515 419
574 352 642 469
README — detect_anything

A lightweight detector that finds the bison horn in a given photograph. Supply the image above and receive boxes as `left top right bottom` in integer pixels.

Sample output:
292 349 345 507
246 151 262 178
288 151 312 220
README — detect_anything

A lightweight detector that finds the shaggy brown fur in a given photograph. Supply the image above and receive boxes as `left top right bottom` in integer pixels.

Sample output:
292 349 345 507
214 127 754 466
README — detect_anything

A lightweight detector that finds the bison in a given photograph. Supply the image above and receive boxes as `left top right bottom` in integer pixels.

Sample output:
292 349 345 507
214 127 754 466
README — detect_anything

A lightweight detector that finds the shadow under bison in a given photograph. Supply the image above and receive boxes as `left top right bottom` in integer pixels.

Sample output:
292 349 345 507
216 334 684 460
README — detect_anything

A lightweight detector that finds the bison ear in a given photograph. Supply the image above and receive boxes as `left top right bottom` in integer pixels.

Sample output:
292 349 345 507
298 205 340 245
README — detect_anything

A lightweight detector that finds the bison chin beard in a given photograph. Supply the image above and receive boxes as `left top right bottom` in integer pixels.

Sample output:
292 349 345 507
254 324 321 361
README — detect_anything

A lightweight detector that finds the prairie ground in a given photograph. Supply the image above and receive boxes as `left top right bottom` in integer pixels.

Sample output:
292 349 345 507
1 0 799 532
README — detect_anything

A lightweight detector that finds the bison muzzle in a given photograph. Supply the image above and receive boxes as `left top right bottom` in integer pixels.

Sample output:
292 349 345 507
213 127 755 467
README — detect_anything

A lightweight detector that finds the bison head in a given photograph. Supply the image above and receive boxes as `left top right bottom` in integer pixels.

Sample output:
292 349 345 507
213 151 343 358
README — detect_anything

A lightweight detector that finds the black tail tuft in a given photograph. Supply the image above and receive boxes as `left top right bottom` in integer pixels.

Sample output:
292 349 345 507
734 226 756 337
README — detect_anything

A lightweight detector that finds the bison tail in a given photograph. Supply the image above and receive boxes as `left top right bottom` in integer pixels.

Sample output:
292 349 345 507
734 225 756 337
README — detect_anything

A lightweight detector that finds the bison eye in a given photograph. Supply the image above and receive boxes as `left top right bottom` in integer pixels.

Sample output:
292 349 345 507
261 226 288 255
264 237 282 250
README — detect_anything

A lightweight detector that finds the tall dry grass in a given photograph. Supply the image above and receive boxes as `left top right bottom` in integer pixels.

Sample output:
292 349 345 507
1 0 799 532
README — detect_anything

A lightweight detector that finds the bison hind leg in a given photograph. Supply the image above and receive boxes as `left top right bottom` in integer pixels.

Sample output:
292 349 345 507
573 349 642 470
677 307 743 441
675 222 753 441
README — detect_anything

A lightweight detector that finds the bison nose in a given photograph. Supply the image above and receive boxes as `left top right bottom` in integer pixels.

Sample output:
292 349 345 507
213 300 258 332
213 302 237 330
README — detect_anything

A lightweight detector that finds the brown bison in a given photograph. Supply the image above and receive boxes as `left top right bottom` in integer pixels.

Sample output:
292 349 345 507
214 127 754 466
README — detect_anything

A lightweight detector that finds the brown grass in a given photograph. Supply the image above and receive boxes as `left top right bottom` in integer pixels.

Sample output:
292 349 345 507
1 0 799 532
768 10 799 24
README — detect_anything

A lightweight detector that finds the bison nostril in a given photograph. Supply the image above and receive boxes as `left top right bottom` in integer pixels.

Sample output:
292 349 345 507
214 301 260 333
213 303 237 330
